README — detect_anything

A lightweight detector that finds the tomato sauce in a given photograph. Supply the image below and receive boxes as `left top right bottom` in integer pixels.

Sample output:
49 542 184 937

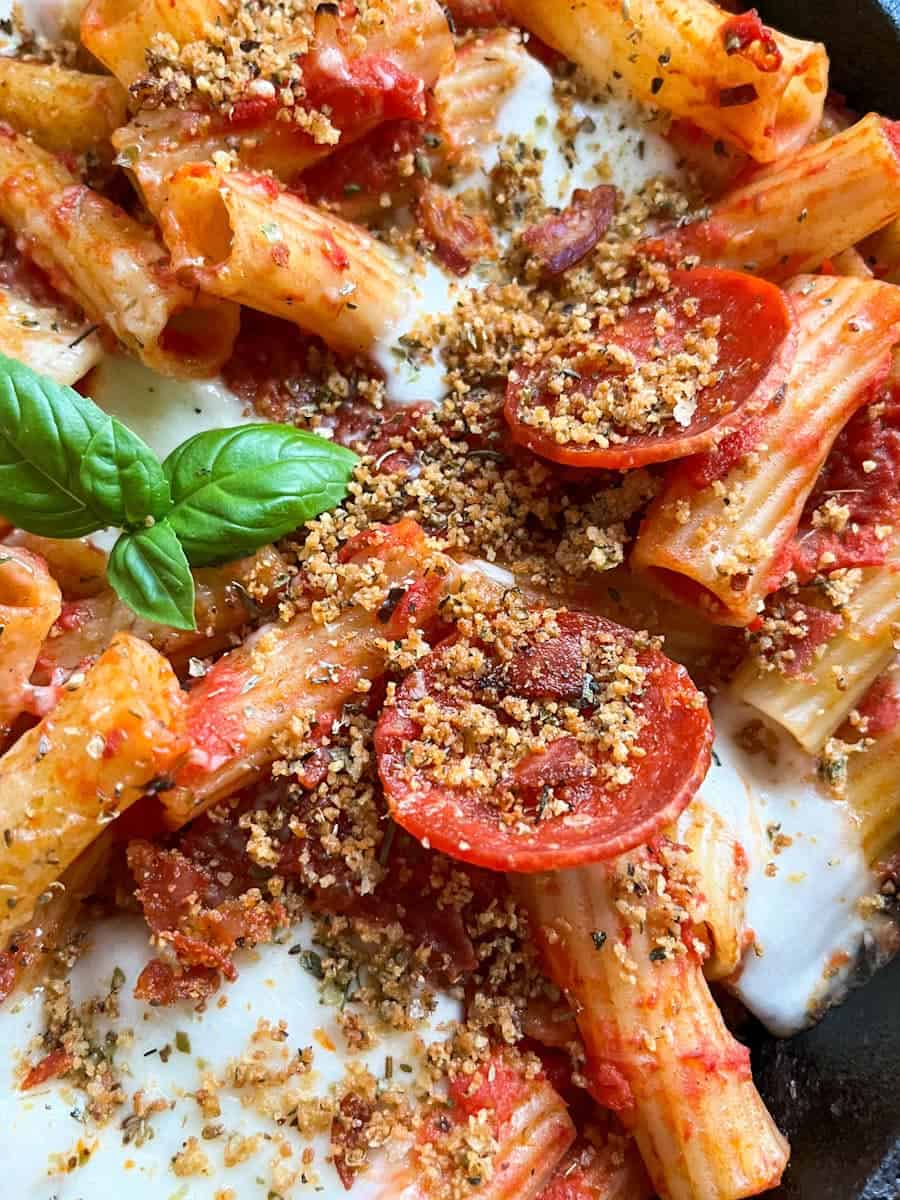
792 390 900 579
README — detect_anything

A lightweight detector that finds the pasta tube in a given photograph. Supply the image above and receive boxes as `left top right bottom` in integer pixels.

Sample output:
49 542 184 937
861 216 900 285
539 1125 653 1200
0 286 103 386
0 127 239 376
732 549 900 754
161 165 408 356
373 1054 575 1200
515 857 789 1200
654 114 900 280
0 834 111 1004
160 519 459 827
0 59 127 157
113 108 342 216
433 29 525 161
503 0 827 161
38 545 289 676
2 531 108 598
0 546 61 732
110 0 453 212
81 0 229 87
0 633 188 946
632 275 900 625
677 800 747 982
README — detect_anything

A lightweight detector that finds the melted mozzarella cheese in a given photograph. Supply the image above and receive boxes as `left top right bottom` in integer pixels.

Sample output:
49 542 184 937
0 0 82 47
0 916 460 1199
89 355 251 462
373 43 683 407
700 698 873 1036
475 47 681 207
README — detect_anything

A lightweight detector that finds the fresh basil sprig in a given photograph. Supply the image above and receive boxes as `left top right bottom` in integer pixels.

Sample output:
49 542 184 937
164 423 359 566
0 354 358 631
108 520 196 631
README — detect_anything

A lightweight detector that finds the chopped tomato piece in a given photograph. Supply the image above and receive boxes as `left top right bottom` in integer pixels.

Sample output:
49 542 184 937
521 185 618 276
21 1047 73 1090
719 10 782 72
375 607 712 872
128 840 286 989
847 672 900 739
303 50 426 132
134 959 220 1005
775 602 845 679
504 267 794 470
331 1092 374 1189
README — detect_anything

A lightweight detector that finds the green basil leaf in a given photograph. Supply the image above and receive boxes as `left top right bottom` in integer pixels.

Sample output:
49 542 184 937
80 417 171 527
108 521 196 631
163 424 358 566
0 353 165 535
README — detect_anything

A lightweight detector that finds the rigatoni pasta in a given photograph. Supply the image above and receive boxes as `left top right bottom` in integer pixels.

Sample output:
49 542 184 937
112 0 454 214
161 519 458 827
0 59 127 157
731 543 900 753
160 165 409 355
0 127 239 375
81 0 230 88
0 633 187 945
432 28 525 160
843 671 900 868
515 857 789 1200
677 799 747 981
655 114 900 280
632 275 900 625
504 0 827 161
38 544 289 676
0 285 104 385
0 545 61 732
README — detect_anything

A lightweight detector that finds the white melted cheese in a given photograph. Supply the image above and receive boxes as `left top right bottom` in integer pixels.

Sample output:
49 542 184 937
89 355 251 462
472 47 680 207
0 0 83 47
373 44 683 407
699 697 873 1036
0 916 460 1199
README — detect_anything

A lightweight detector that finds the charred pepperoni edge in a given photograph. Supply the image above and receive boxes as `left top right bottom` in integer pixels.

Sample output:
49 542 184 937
375 612 713 873
504 268 795 470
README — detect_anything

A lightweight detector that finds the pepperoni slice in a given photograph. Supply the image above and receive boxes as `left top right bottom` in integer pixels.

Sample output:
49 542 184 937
375 607 712 872
504 267 795 470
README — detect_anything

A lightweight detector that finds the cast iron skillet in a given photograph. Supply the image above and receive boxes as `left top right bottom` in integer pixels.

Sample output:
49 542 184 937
756 0 900 117
733 4 899 1196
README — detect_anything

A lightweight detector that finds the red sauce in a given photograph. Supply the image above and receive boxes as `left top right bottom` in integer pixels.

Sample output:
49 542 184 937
0 229 81 316
447 1052 529 1131
299 118 427 204
585 1056 634 1112
778 603 845 680
180 655 248 779
222 310 422 452
792 390 900 579
133 959 220 1005
303 50 426 132
719 10 782 72
21 1047 74 1091
321 229 350 271
852 673 900 738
